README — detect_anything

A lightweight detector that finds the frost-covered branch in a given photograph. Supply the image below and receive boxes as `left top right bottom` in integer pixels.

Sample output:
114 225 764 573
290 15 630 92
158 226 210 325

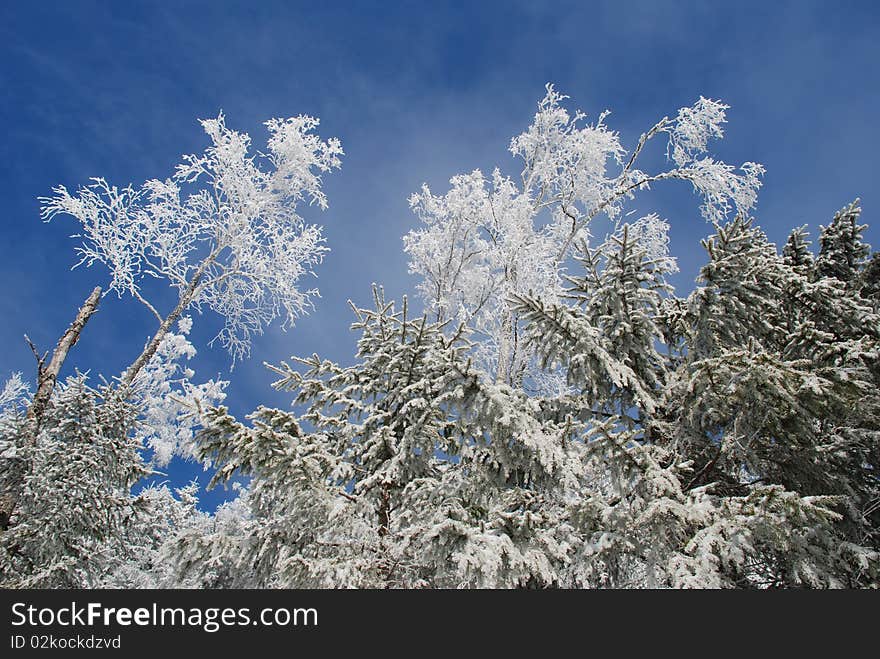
0 373 29 417
404 84 763 387
41 111 343 382
128 317 228 466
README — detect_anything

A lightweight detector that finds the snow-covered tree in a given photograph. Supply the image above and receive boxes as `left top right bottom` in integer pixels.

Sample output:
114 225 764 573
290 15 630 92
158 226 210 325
0 374 29 417
661 214 880 577
40 112 343 384
129 316 227 466
0 350 227 588
513 216 676 423
159 485 253 588
6 87 878 590
404 85 763 387
102 482 219 589
514 211 878 587
172 207 879 588
142 84 875 587
861 252 880 309
782 225 815 273
0 110 343 586
0 375 146 587
172 288 587 588
816 199 870 287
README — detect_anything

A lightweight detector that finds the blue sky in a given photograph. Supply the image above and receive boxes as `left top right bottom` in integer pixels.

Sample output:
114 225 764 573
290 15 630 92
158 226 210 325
2 0 878 508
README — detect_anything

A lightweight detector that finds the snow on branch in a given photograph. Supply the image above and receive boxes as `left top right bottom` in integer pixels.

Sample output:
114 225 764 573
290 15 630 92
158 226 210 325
0 373 30 417
403 84 763 386
40 112 343 365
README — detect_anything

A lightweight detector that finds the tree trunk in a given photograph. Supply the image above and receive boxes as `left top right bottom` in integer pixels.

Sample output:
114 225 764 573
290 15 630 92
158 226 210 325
28 285 102 428
119 270 204 390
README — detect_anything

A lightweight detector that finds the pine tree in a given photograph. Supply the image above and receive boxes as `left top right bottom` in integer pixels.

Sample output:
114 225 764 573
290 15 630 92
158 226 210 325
0 376 148 587
99 482 205 588
0 321 225 587
782 225 814 273
166 209 880 588
179 288 586 588
664 214 880 580
516 214 879 587
816 199 870 286
685 215 791 357
513 217 676 423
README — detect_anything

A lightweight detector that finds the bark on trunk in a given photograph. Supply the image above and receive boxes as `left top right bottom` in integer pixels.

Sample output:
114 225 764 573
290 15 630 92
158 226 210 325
119 270 204 391
28 285 102 427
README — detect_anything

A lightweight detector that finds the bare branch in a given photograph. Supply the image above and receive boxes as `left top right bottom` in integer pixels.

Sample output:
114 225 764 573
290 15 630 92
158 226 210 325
28 285 102 427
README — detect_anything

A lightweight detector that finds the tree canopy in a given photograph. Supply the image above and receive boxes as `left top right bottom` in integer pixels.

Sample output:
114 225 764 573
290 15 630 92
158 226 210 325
1 88 877 589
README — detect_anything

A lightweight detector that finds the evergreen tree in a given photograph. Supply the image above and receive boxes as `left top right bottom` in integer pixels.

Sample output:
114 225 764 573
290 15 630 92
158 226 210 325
515 216 879 587
0 322 225 587
782 225 814 273
170 213 880 589
177 289 585 587
0 376 147 587
99 482 205 588
816 199 870 286
513 217 675 423
666 214 880 577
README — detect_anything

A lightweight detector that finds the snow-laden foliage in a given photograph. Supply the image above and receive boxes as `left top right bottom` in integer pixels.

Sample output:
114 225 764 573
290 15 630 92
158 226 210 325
10 204 878 589
782 225 814 270
816 199 870 286
0 376 146 587
669 216 880 559
151 92 874 589
7 89 878 590
40 112 343 363
169 195 880 588
862 253 880 309
130 316 228 466
0 317 228 586
165 289 585 587
0 373 29 416
404 85 762 386
2 106 344 589
514 220 676 421
0 371 217 588
100 482 216 589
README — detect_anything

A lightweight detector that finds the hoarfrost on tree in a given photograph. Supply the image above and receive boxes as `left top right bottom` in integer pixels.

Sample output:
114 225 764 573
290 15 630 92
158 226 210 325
404 84 763 386
129 316 228 466
40 111 343 376
5 85 878 590
0 373 29 416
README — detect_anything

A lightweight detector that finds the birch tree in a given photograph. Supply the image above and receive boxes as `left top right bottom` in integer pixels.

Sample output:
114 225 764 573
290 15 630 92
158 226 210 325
40 112 343 386
404 85 763 387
